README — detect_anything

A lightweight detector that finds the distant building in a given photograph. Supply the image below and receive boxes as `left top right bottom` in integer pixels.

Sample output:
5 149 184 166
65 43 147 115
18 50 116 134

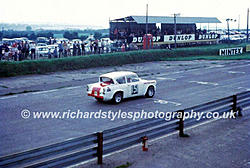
109 15 221 45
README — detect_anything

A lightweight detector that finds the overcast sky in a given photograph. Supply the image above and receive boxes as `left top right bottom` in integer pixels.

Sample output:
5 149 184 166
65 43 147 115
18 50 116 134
0 0 249 29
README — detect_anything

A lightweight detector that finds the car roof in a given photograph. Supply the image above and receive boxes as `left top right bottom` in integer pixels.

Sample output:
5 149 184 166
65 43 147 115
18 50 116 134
100 71 137 79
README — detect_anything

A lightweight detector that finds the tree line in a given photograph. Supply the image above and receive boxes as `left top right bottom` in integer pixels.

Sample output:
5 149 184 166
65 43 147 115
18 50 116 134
0 29 109 41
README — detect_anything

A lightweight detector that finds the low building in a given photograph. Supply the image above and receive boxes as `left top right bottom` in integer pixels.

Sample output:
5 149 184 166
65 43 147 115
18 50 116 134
109 15 221 46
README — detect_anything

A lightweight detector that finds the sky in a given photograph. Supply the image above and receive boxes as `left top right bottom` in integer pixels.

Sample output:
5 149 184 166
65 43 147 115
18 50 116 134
0 0 249 29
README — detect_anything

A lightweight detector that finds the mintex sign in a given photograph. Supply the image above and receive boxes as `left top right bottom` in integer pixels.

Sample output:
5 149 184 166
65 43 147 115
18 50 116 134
219 47 243 56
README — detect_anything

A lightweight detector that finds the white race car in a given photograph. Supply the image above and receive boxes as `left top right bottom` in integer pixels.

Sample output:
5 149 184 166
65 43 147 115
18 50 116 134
87 71 156 103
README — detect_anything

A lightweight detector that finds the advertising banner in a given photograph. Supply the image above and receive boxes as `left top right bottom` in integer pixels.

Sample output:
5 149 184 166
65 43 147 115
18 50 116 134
163 34 195 42
219 47 243 56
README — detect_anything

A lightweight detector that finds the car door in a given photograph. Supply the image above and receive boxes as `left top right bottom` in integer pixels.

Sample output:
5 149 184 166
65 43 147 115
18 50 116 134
115 76 130 98
127 75 143 97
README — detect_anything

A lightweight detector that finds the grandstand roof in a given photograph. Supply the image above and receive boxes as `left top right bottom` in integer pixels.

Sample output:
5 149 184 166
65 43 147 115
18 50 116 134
111 16 221 24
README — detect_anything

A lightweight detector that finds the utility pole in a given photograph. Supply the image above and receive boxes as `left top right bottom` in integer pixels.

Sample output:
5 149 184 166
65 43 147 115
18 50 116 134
145 4 148 49
174 14 177 48
247 8 249 42
226 19 230 41
238 15 240 32
173 13 180 48
226 18 236 42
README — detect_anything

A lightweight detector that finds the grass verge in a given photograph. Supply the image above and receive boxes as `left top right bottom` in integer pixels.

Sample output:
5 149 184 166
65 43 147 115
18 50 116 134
0 43 249 77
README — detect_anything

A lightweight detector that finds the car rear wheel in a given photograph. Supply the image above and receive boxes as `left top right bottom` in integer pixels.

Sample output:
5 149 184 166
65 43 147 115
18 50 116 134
145 86 155 98
112 92 123 104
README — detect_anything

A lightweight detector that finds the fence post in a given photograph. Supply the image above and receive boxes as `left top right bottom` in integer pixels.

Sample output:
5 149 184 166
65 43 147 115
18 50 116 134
97 132 103 164
232 95 237 118
179 110 189 137
237 107 243 117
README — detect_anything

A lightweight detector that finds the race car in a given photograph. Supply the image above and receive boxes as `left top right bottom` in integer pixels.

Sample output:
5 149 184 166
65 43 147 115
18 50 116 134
87 71 156 103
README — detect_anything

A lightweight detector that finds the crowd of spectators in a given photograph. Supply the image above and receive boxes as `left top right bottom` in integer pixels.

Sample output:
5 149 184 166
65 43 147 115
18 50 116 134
111 27 161 41
0 41 31 61
110 26 206 41
0 38 118 61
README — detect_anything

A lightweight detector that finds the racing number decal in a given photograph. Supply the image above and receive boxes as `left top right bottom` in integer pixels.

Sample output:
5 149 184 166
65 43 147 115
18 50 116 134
131 84 138 95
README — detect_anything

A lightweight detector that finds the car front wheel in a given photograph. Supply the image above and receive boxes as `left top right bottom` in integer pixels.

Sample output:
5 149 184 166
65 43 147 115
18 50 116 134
145 86 155 98
112 92 123 104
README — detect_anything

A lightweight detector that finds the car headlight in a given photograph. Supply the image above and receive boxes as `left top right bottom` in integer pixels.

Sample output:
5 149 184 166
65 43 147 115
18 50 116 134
107 87 111 92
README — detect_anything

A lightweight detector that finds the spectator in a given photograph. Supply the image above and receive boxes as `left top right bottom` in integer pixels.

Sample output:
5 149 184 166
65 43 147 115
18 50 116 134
11 43 16 60
121 43 126 52
81 41 85 55
67 42 71 56
98 40 102 54
20 42 25 60
53 46 58 58
77 42 81 55
0 44 3 60
58 42 64 58
4 44 10 61
63 41 68 57
24 41 30 59
49 37 52 45
93 40 98 54
48 48 52 59
101 40 105 53
53 39 57 44
12 44 18 61
73 41 77 56
90 41 93 54
30 42 36 59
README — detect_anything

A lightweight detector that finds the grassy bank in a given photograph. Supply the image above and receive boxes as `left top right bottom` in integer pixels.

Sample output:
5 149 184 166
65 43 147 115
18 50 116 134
0 43 249 77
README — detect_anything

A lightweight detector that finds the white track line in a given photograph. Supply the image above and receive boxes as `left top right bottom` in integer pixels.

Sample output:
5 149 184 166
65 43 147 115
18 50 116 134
154 99 182 106
64 86 82 90
189 81 219 86
0 95 18 100
31 89 58 95
156 77 176 81
228 71 246 74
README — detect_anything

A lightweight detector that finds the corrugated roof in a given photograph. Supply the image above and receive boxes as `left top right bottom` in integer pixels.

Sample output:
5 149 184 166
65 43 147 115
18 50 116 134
130 16 221 24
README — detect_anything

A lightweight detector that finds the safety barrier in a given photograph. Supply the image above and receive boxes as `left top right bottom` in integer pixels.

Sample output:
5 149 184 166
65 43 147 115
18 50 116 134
0 91 249 167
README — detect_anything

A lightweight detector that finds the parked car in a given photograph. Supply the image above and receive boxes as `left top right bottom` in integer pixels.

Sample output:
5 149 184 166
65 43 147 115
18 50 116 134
36 37 49 44
72 39 82 44
87 71 156 103
56 38 69 43
47 44 58 53
36 46 49 57
37 43 47 47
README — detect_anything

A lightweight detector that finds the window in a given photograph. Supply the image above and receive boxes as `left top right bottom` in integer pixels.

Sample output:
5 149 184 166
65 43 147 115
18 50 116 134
127 75 139 83
116 77 126 84
100 77 114 84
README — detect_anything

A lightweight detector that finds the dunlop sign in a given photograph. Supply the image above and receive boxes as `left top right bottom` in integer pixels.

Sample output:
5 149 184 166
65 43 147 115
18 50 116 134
219 47 243 56
132 36 162 43
164 34 195 42
198 33 219 40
